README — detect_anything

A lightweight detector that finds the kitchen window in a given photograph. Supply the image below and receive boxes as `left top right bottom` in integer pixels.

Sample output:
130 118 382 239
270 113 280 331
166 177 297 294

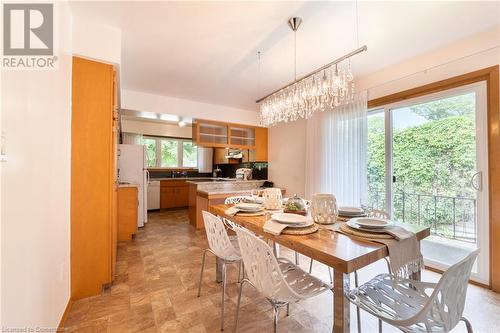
144 136 197 168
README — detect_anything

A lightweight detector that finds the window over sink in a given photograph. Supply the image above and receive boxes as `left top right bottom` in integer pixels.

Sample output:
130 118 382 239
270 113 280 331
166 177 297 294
144 136 198 168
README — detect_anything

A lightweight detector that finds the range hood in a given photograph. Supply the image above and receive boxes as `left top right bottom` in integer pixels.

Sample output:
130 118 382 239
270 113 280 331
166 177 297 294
225 148 243 159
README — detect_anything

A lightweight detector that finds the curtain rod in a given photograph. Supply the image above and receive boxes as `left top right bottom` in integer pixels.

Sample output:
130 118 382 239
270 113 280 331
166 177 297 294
362 44 500 97
255 45 368 103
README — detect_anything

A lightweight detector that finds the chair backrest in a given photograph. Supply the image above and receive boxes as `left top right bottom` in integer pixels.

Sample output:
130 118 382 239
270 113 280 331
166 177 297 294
224 196 248 204
368 209 390 219
202 211 239 260
234 226 298 302
422 249 479 330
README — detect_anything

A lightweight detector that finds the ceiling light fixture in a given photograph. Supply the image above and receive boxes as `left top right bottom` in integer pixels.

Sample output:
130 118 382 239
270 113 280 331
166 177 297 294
257 13 367 127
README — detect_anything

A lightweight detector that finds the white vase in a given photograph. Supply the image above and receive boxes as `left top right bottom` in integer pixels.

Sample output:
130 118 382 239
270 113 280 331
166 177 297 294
263 188 282 210
311 194 338 224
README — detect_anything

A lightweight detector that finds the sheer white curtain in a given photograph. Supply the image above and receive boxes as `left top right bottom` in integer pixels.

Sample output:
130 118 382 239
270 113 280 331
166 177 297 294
122 132 143 145
305 93 368 206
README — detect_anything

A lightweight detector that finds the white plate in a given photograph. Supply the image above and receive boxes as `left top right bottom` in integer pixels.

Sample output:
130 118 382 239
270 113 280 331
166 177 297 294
350 217 389 229
284 219 314 228
271 213 308 225
235 203 264 212
338 206 365 215
346 220 390 233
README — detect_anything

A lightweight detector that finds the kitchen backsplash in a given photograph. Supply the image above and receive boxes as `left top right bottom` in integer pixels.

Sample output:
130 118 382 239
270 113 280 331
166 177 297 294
217 162 268 180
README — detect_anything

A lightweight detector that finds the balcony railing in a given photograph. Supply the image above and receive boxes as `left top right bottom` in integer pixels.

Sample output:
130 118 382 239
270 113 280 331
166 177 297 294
368 190 477 243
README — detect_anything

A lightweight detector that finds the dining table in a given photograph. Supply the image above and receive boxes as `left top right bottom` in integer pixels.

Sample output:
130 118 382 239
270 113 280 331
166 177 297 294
209 204 431 333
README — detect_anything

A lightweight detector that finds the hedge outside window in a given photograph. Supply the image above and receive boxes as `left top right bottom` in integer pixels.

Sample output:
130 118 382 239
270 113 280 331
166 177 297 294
144 136 197 168
143 138 157 167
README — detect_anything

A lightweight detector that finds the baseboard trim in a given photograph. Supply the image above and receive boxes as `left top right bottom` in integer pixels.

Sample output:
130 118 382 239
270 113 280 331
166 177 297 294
425 265 490 289
58 298 73 330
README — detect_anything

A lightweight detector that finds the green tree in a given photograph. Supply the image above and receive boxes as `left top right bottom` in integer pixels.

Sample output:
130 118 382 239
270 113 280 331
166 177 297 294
410 93 475 121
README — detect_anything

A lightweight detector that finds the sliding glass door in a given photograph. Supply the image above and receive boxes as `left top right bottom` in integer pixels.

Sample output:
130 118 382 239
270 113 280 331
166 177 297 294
367 82 489 284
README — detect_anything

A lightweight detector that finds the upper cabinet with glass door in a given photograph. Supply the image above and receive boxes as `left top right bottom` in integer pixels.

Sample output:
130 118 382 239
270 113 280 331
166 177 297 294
197 122 228 146
192 120 267 152
229 126 255 147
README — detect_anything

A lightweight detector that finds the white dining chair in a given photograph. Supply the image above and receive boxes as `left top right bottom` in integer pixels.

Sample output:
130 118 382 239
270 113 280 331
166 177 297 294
197 211 242 331
348 249 479 333
224 196 248 205
233 226 332 333
368 208 390 219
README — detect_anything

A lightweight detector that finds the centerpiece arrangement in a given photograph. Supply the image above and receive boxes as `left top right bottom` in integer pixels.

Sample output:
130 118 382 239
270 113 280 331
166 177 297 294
284 194 308 216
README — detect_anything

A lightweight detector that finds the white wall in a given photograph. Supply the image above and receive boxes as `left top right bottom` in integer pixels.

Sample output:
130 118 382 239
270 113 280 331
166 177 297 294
268 119 307 197
1 2 72 328
72 16 122 65
121 118 192 138
357 26 500 99
268 26 500 197
122 89 260 126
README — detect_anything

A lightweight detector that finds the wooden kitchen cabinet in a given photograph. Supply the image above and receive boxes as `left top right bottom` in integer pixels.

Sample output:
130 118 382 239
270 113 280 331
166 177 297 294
213 148 238 165
117 186 138 241
254 127 268 161
71 56 117 299
160 180 189 208
192 120 268 162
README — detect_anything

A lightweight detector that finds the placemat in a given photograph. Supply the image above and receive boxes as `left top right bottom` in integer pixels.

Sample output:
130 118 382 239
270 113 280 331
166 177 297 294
282 223 319 235
236 211 265 217
339 222 393 239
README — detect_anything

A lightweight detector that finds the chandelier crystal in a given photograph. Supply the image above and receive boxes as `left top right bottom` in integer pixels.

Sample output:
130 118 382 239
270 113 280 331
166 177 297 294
259 61 355 127
257 16 366 127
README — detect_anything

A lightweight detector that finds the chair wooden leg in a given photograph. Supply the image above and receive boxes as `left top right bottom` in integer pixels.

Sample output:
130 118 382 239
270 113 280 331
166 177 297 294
460 317 473 333
197 249 208 297
286 303 290 316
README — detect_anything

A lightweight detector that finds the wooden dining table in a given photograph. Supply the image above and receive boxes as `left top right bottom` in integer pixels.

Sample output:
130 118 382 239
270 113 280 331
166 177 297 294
209 204 431 333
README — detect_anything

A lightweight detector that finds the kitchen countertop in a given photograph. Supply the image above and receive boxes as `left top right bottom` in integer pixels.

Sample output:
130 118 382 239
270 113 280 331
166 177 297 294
149 177 216 181
186 179 264 185
118 182 139 188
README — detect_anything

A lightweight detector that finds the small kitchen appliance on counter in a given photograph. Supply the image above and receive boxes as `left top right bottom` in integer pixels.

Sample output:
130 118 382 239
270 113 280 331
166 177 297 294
235 168 252 180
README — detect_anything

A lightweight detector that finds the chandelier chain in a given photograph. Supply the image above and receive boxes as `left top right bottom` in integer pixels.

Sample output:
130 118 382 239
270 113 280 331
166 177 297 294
294 30 297 81
355 0 360 48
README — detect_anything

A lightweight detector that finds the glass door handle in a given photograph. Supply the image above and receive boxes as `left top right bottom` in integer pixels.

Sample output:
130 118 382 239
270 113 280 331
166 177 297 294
471 171 482 191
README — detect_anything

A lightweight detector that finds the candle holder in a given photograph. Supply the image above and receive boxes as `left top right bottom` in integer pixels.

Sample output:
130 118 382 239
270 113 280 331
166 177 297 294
263 188 282 210
311 194 338 225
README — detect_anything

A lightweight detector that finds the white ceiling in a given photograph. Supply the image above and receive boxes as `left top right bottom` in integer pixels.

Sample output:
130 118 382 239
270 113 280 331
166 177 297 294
70 1 500 111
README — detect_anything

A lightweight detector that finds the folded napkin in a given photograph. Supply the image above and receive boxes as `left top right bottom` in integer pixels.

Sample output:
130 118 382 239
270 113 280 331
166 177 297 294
336 223 424 278
263 220 288 235
225 206 240 217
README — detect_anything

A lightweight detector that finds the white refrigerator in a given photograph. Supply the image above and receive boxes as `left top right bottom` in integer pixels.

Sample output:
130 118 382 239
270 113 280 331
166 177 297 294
117 144 148 227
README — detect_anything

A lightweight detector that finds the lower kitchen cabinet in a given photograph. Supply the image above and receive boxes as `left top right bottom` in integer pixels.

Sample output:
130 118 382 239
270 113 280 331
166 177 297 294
160 180 189 208
117 186 138 241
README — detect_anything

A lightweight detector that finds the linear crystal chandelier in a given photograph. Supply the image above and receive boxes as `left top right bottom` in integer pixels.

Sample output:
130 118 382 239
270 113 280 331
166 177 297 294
257 17 367 127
